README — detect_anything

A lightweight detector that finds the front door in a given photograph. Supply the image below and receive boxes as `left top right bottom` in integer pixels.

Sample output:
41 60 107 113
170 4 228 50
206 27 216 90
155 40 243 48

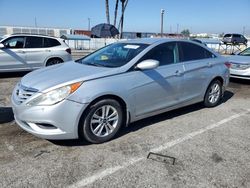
0 36 28 71
133 42 184 117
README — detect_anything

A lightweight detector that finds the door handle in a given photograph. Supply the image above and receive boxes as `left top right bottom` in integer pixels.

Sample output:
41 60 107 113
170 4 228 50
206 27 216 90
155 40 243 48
17 50 25 54
45 49 51 52
175 70 183 76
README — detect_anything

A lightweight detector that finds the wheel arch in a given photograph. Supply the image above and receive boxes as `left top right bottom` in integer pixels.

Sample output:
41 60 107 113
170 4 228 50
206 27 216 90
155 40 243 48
204 76 224 100
45 57 64 66
78 94 130 138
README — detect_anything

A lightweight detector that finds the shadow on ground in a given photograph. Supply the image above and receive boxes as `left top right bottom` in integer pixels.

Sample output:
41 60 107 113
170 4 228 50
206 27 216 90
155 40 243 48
0 71 29 79
0 107 14 124
51 90 234 147
230 78 250 85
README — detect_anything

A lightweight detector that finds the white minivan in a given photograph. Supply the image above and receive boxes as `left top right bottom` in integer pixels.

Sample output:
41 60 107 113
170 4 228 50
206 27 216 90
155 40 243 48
0 34 72 72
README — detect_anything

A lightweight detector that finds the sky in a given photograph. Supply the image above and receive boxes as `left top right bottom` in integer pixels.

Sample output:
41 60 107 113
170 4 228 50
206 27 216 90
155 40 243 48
0 0 250 35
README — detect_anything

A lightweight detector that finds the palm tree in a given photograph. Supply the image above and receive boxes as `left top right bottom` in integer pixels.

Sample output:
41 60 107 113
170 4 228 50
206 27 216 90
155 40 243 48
105 0 110 24
119 0 128 38
113 0 119 27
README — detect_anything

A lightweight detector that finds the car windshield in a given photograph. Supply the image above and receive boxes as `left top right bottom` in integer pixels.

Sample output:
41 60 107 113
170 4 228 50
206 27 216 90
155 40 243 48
77 43 148 68
238 48 250 56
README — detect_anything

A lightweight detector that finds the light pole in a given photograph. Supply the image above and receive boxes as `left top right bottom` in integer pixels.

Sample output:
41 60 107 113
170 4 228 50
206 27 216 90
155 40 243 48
88 18 91 31
160 9 165 37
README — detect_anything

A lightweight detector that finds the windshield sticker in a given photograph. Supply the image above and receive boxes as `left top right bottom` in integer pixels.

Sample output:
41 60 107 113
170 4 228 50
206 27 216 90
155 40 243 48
124 45 140 49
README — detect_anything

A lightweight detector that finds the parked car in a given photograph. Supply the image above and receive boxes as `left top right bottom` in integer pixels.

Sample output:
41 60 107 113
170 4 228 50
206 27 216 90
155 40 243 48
222 34 248 45
227 47 250 79
0 34 72 72
11 38 230 143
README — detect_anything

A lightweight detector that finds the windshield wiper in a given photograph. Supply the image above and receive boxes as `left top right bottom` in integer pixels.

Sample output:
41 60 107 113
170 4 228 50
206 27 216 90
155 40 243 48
83 62 101 67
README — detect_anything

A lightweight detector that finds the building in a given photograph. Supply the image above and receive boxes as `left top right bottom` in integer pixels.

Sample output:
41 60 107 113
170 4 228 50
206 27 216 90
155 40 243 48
0 25 71 37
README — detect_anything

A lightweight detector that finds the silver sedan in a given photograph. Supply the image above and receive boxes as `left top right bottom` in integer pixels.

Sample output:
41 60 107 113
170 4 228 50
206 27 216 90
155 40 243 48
227 47 250 80
11 38 230 143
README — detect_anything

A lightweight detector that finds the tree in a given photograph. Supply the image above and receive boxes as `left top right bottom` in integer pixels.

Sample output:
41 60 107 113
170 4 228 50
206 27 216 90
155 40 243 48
105 0 110 24
181 29 190 37
114 0 119 27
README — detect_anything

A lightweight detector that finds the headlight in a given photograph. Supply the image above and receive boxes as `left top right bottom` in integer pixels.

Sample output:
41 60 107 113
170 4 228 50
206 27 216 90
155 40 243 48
238 64 250 70
231 63 250 70
27 82 82 106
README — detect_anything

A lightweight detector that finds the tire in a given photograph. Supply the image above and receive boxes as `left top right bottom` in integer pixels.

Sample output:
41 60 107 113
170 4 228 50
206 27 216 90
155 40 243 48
204 80 222 107
79 99 123 144
46 58 63 66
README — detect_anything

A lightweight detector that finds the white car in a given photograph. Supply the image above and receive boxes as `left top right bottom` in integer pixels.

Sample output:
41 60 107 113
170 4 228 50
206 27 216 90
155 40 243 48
0 34 72 72
227 47 250 80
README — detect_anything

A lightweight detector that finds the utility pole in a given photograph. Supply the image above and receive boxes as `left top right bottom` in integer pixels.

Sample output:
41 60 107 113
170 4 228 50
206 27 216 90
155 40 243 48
35 17 37 28
243 26 246 36
177 23 179 34
160 9 165 37
88 18 91 31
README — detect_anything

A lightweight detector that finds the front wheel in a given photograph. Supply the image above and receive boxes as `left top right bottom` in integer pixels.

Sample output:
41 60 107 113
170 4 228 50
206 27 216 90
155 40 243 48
204 80 222 107
79 99 123 144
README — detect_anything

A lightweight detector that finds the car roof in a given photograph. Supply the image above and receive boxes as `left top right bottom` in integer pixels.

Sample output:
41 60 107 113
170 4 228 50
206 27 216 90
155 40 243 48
8 33 60 39
120 38 185 45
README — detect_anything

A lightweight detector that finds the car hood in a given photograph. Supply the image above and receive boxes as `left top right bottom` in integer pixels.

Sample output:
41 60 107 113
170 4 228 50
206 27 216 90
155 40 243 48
20 61 121 91
227 55 250 64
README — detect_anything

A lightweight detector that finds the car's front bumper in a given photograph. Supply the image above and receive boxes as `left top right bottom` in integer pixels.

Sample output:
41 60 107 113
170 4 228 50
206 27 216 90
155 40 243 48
11 94 88 140
230 68 250 80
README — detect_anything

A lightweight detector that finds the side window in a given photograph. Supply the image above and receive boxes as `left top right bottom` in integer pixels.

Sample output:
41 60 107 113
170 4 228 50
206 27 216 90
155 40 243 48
3 37 25 48
44 38 61 47
178 42 215 62
25 36 43 48
140 42 178 66
233 34 240 38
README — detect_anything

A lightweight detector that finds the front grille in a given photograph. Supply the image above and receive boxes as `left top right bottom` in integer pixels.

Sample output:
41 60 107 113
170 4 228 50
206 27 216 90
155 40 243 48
14 84 38 104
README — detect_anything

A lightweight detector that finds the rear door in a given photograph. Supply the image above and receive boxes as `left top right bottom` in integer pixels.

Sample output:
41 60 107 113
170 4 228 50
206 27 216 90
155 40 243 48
133 42 185 117
24 36 49 68
0 36 28 71
177 41 217 102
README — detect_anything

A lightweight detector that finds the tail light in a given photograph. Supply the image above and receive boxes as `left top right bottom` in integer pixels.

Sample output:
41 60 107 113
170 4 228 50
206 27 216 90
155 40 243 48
66 48 71 54
224 62 231 68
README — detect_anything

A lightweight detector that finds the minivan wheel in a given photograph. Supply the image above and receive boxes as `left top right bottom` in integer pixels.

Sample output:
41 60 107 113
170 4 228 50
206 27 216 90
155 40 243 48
46 58 63 66
204 80 222 107
80 99 123 144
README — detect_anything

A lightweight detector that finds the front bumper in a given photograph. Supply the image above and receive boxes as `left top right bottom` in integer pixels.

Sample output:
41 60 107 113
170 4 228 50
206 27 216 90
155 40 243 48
11 94 88 140
230 68 250 80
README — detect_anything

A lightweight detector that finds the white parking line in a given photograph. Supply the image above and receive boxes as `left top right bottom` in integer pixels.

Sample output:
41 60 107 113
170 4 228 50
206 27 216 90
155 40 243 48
68 109 250 188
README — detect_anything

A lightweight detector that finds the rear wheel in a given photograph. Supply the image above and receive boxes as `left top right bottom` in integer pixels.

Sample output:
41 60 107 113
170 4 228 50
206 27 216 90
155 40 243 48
79 99 123 144
46 58 63 66
204 80 222 107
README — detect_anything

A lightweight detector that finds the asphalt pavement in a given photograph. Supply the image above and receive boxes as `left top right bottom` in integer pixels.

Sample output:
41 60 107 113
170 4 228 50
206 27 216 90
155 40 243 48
0 74 250 188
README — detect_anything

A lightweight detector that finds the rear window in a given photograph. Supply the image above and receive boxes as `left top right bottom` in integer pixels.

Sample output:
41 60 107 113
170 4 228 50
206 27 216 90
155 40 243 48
25 36 43 48
44 38 61 47
233 34 241 38
178 42 215 62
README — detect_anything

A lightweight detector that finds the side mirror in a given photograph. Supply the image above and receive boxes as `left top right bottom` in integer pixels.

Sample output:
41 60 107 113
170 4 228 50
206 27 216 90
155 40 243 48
136 59 159 70
0 43 5 49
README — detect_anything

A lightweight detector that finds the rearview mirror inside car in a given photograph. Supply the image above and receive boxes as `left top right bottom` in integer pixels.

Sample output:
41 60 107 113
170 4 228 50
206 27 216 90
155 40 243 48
136 59 159 70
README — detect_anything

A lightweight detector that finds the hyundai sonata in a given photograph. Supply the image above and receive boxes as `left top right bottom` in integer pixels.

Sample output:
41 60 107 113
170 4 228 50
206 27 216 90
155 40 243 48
12 38 230 143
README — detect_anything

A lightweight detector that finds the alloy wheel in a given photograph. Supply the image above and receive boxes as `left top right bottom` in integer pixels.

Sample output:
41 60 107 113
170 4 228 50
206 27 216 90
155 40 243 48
90 105 119 137
208 83 221 104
